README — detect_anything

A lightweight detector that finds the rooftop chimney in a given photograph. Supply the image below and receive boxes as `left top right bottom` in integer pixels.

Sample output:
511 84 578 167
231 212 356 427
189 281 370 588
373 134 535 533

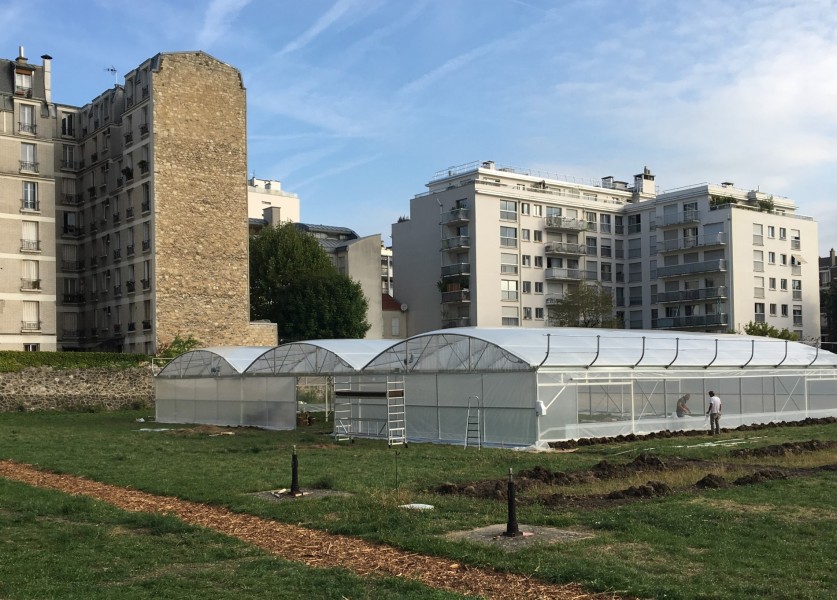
17 45 27 63
831 248 835 267
41 54 52 104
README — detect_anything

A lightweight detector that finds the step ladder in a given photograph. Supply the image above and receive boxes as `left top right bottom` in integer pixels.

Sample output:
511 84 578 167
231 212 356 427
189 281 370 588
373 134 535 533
386 375 407 447
333 378 354 442
464 395 481 449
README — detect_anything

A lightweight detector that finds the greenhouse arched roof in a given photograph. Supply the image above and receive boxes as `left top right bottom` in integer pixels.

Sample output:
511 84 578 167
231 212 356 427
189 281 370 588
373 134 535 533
246 340 395 375
362 328 837 372
157 347 274 378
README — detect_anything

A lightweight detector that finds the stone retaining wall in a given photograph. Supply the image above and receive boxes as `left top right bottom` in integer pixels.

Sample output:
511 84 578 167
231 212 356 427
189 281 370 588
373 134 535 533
0 367 154 412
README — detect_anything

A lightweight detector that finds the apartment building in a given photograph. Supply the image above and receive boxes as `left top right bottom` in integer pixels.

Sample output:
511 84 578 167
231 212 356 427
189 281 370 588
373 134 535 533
819 249 837 345
247 176 299 224
392 160 820 340
0 48 276 353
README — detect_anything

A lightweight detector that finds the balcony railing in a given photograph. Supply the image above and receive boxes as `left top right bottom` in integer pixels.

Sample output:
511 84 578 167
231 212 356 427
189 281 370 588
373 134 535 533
18 122 36 134
63 293 85 304
128 322 136 332
142 240 151 251
793 316 803 326
441 290 470 303
754 314 766 323
20 198 39 212
442 208 469 224
141 201 150 213
544 268 597 281
441 236 470 250
61 260 83 272
61 329 82 339
20 278 40 291
656 259 727 278
19 161 38 172
653 286 728 304
126 207 134 220
658 233 727 252
126 280 136 293
544 216 587 231
140 123 149 136
141 279 151 290
441 263 470 277
113 285 122 297
61 225 84 238
20 239 40 252
124 132 133 145
656 209 701 228
60 159 77 170
21 321 41 332
126 244 135 256
544 242 587 255
545 293 566 305
113 212 121 224
442 317 471 328
62 193 84 206
142 320 152 330
652 313 729 329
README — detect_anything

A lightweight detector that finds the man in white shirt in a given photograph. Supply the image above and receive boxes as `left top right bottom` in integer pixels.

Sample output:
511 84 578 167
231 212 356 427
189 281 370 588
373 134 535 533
706 391 722 435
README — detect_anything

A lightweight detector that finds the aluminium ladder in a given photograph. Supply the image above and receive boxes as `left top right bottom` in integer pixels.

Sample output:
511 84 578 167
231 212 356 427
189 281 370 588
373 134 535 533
386 375 407 447
464 395 481 449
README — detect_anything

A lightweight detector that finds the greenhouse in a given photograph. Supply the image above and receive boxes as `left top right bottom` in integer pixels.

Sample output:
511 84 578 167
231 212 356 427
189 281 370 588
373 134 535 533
153 328 837 447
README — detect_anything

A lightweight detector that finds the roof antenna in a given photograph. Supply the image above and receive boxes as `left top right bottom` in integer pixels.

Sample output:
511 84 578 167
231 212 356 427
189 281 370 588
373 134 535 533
105 66 117 85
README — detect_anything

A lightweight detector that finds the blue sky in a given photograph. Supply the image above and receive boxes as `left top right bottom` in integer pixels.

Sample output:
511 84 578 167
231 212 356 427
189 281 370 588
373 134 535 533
6 0 837 253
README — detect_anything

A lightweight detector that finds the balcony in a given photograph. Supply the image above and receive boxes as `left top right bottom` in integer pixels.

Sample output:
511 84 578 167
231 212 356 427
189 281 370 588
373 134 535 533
142 320 152 330
126 244 135 256
62 193 84 206
128 322 136 332
441 207 469 225
656 209 701 228
126 207 134 220
63 293 85 304
544 216 587 232
126 280 136 293
113 323 123 336
656 259 726 278
441 289 470 303
88 187 97 201
544 242 587 256
18 122 36 134
142 86 149 99
124 132 133 145
89 328 99 339
441 263 470 277
114 285 122 297
19 161 38 173
21 321 41 332
14 85 32 97
20 278 41 291
653 287 728 304
658 233 727 253
91 152 98 162
652 313 730 329
61 260 83 272
141 200 150 213
142 240 151 252
20 199 39 212
60 159 77 171
141 279 151 291
545 293 566 306
138 161 149 175
442 317 471 328
20 239 41 252
544 268 597 281
113 212 121 224
441 236 470 251
61 225 84 238
140 123 149 136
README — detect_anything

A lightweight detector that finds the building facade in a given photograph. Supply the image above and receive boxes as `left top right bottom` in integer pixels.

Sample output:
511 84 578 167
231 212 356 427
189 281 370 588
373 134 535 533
1 48 276 353
393 161 820 340
247 176 299 224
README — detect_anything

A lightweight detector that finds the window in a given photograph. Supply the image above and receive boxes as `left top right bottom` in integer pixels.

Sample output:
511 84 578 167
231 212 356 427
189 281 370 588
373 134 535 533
534 282 544 294
627 214 641 234
753 223 763 245
19 104 35 133
15 71 32 94
532 204 542 217
520 202 530 215
522 255 531 268
534 256 543 268
754 276 765 298
793 305 803 326
502 306 519 326
754 302 765 322
521 229 531 241
23 343 40 351
61 113 75 136
501 280 519 301
628 238 642 258
601 263 612 281
20 142 37 171
522 281 532 294
791 229 800 250
500 226 517 248
21 220 39 252
780 278 788 291
781 304 789 317
769 303 777 316
753 250 764 272
546 206 561 218
500 200 517 221
533 230 542 242
768 251 776 264
500 253 518 274
523 307 532 320
22 181 37 211
769 277 776 290
586 212 597 231
779 227 787 240
780 254 787 266
767 226 775 238
587 236 598 254
22 300 39 330
601 239 612 258
535 307 544 320
600 214 611 233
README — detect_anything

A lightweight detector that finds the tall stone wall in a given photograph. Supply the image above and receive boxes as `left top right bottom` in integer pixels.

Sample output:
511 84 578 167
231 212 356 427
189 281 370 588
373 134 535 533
0 367 153 412
151 52 276 348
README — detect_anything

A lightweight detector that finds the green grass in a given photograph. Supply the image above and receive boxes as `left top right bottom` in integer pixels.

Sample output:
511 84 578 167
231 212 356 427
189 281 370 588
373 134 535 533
0 350 151 372
1 410 836 599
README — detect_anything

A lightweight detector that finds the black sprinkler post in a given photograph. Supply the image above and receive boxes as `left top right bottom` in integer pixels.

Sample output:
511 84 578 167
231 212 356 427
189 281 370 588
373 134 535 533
290 445 301 496
502 467 522 537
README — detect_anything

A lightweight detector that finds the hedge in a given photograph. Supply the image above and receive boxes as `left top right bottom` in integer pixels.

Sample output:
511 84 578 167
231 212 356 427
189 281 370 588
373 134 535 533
0 351 152 373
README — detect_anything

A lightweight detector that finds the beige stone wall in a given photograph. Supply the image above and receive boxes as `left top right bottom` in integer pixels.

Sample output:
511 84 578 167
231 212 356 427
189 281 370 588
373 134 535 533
151 52 276 348
0 366 153 412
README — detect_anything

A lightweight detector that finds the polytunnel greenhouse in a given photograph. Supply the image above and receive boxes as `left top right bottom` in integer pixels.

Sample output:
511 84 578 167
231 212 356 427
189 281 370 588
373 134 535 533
154 328 837 447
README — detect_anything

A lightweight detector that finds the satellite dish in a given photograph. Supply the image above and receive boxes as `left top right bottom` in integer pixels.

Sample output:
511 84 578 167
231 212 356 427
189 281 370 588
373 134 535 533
400 303 408 312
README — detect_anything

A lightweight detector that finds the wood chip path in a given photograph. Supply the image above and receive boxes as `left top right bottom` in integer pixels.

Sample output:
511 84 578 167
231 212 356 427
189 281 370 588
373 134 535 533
0 460 629 600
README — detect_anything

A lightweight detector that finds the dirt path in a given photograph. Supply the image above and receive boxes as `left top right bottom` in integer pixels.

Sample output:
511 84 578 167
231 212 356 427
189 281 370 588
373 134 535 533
0 460 628 600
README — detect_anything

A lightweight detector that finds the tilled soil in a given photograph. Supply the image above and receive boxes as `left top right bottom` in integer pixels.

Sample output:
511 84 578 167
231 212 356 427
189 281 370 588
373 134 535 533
0 460 630 600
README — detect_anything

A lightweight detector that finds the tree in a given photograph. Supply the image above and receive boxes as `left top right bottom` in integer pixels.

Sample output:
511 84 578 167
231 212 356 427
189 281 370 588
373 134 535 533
547 283 617 328
250 223 370 341
156 334 202 358
742 321 798 341
821 283 837 342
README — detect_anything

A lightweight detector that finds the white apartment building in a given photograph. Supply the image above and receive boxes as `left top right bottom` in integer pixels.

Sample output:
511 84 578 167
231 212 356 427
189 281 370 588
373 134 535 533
247 176 299 224
393 161 820 340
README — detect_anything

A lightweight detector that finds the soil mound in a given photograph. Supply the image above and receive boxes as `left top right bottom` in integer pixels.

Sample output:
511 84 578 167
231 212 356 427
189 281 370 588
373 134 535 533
730 440 837 458
607 481 671 500
696 473 728 489
734 469 787 485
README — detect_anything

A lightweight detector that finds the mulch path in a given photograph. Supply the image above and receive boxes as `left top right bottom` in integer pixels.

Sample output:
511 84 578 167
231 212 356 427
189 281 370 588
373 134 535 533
0 460 629 600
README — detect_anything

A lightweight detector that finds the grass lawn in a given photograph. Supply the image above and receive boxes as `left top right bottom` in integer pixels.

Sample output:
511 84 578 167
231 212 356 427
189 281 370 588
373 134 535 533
0 409 835 600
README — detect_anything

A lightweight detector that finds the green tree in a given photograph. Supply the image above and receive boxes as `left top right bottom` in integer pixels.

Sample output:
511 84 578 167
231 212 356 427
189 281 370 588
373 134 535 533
742 321 798 340
821 283 837 342
250 223 370 341
547 283 617 328
156 334 203 358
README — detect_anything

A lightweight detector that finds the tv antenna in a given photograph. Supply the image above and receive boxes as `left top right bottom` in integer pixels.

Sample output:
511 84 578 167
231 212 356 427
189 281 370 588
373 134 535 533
105 66 117 85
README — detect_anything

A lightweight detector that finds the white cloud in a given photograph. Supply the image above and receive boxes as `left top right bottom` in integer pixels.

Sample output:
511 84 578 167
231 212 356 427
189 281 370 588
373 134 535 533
197 0 252 48
277 0 373 56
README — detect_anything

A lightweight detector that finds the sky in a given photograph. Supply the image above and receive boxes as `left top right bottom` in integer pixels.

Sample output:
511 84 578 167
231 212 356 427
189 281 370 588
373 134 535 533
6 0 837 253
